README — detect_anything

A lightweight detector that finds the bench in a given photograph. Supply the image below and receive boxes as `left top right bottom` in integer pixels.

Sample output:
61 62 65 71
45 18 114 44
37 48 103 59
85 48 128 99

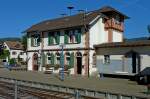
44 68 54 74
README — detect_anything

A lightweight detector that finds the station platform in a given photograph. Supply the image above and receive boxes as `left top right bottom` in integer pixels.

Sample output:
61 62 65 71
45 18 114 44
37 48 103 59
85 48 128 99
0 68 149 98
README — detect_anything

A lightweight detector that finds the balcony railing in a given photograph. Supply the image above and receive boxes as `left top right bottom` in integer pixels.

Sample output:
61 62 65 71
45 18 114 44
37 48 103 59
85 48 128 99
104 19 124 32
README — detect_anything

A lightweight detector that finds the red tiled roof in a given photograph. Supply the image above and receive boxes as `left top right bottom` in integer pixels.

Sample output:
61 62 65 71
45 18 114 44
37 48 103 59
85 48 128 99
5 41 23 50
94 40 150 48
25 6 128 33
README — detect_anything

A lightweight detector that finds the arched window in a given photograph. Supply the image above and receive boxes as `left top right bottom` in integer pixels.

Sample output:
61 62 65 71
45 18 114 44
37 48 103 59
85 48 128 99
66 52 70 65
56 52 60 65
76 52 82 57
47 53 54 65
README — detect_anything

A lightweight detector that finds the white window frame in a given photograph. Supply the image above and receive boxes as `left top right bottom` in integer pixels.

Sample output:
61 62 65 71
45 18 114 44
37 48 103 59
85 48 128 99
104 55 110 64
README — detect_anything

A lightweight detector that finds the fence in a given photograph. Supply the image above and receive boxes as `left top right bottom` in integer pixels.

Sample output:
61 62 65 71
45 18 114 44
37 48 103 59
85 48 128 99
0 77 148 99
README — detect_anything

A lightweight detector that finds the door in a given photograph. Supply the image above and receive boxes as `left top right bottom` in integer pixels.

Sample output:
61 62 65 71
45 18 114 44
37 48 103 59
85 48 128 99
77 57 82 74
33 53 39 71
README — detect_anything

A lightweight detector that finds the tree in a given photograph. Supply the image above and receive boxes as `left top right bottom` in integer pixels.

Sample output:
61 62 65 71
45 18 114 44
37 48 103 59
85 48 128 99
0 49 10 59
21 34 27 50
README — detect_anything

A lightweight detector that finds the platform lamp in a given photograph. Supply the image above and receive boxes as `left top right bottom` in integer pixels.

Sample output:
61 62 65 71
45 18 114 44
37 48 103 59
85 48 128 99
59 43 66 81
67 5 74 16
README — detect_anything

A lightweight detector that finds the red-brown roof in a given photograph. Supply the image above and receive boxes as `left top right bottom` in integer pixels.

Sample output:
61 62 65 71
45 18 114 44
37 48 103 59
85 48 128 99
94 40 150 48
5 41 23 50
25 6 128 33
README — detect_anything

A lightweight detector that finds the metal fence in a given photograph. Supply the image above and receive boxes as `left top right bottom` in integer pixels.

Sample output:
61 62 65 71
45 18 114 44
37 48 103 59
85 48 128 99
0 77 148 99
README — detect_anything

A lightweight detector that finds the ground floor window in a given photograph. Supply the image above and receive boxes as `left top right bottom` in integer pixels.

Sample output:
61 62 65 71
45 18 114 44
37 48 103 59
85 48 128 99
104 55 110 64
47 53 54 65
66 53 70 65
56 53 60 65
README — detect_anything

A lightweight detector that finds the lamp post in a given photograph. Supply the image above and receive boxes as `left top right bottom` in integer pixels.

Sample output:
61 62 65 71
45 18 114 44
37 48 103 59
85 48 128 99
59 43 65 81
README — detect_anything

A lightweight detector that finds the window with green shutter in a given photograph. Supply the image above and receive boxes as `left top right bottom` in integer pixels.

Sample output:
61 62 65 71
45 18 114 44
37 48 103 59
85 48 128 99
70 53 74 68
64 31 68 44
48 33 54 45
77 33 81 43
31 36 34 46
51 53 55 65
77 29 81 43
55 32 60 44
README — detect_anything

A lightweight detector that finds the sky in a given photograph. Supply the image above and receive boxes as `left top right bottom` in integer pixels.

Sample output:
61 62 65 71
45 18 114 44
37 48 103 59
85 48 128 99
0 0 149 39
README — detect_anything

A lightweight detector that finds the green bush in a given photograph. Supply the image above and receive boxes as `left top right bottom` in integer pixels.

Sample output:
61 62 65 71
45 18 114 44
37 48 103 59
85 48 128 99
9 58 16 65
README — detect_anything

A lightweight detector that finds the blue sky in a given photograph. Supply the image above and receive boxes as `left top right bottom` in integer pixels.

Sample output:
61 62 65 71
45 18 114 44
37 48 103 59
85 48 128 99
0 0 149 39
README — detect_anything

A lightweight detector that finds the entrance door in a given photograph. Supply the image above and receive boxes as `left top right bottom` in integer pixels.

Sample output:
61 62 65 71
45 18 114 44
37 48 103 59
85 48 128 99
132 52 137 73
77 57 82 74
33 53 39 71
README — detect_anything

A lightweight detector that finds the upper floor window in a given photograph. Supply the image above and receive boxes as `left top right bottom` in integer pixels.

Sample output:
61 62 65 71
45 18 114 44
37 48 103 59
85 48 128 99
48 32 60 45
114 15 121 24
12 51 17 55
20 52 23 55
64 28 81 44
31 34 41 47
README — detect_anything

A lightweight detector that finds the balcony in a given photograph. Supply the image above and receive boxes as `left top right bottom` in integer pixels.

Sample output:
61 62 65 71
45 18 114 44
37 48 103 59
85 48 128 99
104 19 124 32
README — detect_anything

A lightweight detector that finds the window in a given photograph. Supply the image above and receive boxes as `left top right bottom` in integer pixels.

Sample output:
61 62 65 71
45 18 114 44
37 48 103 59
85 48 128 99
64 29 81 44
47 53 54 65
12 51 16 55
104 55 110 64
56 53 60 65
20 52 23 55
47 53 51 64
48 32 60 45
115 15 121 24
66 53 70 65
31 34 40 47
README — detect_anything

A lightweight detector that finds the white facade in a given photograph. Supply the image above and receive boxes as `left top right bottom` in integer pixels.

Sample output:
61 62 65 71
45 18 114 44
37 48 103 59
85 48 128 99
95 44 150 76
26 11 125 76
4 42 27 62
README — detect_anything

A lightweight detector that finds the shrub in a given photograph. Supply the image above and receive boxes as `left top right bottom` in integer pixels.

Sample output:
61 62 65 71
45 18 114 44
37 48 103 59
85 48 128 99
9 58 16 65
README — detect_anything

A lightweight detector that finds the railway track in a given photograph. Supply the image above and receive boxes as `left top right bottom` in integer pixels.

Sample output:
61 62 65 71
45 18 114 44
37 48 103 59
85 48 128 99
0 81 100 99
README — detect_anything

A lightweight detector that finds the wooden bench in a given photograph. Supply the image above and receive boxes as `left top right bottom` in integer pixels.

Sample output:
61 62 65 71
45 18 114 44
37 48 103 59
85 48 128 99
44 68 54 74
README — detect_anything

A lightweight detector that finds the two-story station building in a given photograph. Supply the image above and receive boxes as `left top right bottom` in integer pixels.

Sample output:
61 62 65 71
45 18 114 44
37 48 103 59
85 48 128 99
25 6 128 76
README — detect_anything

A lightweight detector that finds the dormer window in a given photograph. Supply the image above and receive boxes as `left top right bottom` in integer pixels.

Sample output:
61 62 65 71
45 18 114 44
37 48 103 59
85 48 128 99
64 28 81 44
31 34 40 47
48 32 60 45
115 15 121 24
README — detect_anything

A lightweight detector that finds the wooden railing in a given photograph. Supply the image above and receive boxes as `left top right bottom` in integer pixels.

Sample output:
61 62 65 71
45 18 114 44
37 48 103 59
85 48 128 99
105 19 124 32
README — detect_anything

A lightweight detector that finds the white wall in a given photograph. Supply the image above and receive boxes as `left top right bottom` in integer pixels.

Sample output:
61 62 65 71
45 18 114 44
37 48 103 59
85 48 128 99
43 28 86 50
112 30 123 42
89 17 108 48
140 55 150 71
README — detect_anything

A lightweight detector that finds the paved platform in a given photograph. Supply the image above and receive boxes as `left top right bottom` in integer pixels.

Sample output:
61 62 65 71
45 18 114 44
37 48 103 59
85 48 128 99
0 68 149 98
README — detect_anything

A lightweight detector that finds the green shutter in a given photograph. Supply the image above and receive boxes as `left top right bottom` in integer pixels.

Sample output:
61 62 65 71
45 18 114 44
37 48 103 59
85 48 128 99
64 32 68 44
31 37 34 46
70 53 74 68
51 53 54 65
56 32 60 44
77 33 81 43
48 33 53 45
37 35 41 46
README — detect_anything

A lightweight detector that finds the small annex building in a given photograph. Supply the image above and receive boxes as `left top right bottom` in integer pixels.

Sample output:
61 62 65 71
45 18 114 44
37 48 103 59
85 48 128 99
94 40 150 77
